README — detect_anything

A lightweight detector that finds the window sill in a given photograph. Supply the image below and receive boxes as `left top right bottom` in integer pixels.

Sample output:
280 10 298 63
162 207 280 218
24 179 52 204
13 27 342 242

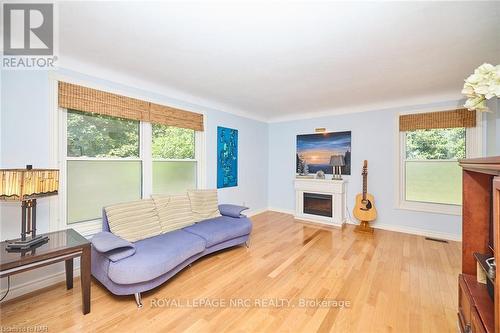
397 200 462 216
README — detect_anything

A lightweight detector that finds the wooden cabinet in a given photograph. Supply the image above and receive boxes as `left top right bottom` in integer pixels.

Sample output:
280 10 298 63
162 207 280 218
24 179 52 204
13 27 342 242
458 274 494 333
472 308 488 333
458 157 500 333
494 177 500 333
459 275 473 332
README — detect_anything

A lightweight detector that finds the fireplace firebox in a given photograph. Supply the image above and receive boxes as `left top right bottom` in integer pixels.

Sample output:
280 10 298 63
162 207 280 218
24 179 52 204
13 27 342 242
295 179 346 227
303 192 332 217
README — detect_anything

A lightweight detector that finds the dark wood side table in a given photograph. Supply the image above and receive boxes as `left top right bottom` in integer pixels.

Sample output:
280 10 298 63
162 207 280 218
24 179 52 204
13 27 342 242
0 229 91 314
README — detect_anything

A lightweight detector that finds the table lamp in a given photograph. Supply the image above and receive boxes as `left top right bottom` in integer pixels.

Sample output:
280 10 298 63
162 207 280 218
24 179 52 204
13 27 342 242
329 155 345 180
0 165 59 250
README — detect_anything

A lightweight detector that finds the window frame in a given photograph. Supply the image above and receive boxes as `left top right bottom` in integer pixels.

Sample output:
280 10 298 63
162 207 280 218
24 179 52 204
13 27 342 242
395 108 482 216
49 74 206 236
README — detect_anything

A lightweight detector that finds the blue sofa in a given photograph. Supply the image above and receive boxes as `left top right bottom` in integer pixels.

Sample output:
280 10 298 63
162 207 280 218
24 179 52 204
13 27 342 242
90 204 252 307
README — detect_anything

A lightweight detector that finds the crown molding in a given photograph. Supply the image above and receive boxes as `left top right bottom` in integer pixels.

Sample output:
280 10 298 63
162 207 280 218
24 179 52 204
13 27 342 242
267 92 465 123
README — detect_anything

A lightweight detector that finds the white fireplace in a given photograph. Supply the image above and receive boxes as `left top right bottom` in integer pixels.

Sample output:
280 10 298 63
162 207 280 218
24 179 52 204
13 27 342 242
294 178 347 228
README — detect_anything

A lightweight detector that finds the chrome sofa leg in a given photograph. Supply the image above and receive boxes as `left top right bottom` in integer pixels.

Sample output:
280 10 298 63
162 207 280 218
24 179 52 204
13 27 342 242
134 292 143 308
245 239 250 248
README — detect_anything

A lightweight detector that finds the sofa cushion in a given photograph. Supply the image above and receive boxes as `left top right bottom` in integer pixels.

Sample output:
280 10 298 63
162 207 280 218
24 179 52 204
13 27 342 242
107 230 206 284
105 199 162 243
183 216 252 247
187 189 221 222
152 194 195 233
219 204 249 218
91 231 136 262
91 231 135 253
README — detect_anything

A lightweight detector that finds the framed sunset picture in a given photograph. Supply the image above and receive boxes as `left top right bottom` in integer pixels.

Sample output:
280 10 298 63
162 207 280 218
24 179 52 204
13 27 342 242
296 131 351 175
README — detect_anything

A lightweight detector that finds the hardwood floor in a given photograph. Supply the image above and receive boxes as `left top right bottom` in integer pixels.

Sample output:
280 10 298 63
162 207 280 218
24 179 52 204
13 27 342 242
0 211 461 332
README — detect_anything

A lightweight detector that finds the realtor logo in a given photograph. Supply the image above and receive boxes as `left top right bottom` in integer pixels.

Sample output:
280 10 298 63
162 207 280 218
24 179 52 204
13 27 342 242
3 3 54 55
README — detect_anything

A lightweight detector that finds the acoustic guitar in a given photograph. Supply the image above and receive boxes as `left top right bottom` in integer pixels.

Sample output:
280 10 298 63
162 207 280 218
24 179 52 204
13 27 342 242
353 160 377 233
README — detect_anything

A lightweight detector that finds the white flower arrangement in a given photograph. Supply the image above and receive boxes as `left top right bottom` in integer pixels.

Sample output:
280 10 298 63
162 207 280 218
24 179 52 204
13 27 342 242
462 63 500 112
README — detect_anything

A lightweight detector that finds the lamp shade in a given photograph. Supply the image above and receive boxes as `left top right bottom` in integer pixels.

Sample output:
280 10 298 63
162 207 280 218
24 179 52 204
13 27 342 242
329 155 345 167
0 167 59 201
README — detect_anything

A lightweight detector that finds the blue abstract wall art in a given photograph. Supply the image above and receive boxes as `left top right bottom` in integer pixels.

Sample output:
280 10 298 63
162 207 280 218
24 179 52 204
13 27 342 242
217 126 238 188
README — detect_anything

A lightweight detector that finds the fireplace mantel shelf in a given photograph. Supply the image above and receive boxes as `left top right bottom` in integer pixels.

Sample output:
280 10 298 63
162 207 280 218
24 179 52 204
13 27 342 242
294 178 347 228
295 178 348 182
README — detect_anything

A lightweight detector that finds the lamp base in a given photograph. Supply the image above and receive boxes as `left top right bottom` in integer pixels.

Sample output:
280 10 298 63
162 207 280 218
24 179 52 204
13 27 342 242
6 235 49 251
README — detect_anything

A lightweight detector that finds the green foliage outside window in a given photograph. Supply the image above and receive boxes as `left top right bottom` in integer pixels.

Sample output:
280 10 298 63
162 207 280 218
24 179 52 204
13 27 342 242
67 110 140 158
152 124 195 159
67 110 195 160
405 128 466 160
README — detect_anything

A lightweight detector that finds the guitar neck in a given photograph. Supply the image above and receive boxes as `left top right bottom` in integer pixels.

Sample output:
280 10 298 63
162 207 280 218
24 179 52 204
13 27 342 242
362 173 367 200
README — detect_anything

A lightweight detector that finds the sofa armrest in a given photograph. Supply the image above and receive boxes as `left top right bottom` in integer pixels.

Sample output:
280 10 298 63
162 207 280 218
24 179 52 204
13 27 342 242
91 232 136 262
218 204 249 218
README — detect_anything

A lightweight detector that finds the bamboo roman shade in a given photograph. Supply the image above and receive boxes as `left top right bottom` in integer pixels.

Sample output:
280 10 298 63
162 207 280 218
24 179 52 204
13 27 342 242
150 103 204 132
399 108 476 131
58 82 204 131
58 82 150 121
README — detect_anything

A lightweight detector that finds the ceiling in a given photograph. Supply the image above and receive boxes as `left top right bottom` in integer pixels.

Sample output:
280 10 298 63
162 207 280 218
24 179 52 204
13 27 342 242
59 1 500 122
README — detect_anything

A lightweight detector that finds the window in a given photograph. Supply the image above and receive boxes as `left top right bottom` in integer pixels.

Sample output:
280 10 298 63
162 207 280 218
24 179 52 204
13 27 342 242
404 128 465 205
67 160 142 223
397 109 480 215
152 124 197 194
63 110 200 227
66 110 142 224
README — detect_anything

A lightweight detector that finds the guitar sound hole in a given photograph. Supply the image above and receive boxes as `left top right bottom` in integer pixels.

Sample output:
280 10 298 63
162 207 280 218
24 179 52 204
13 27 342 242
360 200 372 210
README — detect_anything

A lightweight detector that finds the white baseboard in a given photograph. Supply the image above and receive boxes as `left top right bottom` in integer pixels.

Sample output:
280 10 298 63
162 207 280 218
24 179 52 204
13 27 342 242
266 209 461 241
0 267 80 303
370 222 461 241
246 208 268 217
266 207 295 215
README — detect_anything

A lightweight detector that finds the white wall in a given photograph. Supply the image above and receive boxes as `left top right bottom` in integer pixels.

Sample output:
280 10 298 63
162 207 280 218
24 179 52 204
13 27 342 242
1 71 55 241
1 70 59 299
267 100 486 241
484 98 500 156
0 68 268 300
205 109 268 211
